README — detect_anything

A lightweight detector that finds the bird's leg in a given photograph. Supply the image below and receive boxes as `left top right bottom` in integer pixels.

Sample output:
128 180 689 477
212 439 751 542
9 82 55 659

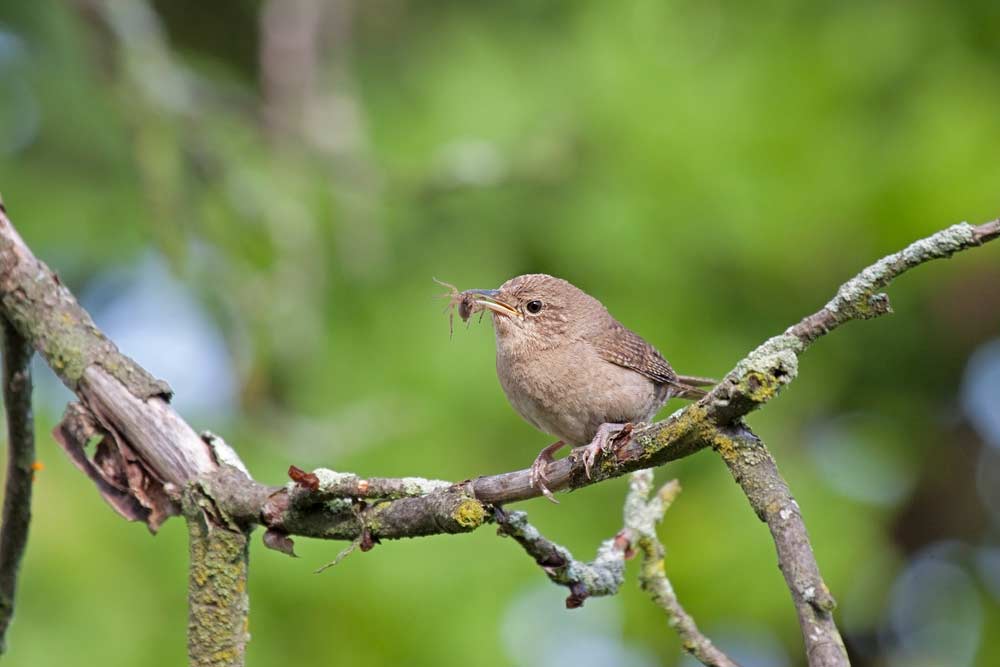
530 440 566 503
576 423 634 479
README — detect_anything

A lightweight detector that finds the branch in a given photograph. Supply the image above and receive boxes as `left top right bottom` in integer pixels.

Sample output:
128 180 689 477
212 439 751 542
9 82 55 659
495 508 626 609
712 425 845 666
3 202 994 531
495 470 738 666
0 197 997 666
185 487 250 667
624 471 738 667
0 318 35 654
0 203 254 664
788 219 1000 345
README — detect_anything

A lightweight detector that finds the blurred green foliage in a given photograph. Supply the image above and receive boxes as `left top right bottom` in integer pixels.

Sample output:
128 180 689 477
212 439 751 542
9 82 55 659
0 1 999 666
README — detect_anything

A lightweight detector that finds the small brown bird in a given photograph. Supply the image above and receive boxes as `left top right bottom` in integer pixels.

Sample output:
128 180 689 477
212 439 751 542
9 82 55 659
442 274 712 500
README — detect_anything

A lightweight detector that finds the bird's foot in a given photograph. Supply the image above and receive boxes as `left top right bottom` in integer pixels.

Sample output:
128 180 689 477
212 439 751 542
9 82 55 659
577 423 634 479
530 440 566 504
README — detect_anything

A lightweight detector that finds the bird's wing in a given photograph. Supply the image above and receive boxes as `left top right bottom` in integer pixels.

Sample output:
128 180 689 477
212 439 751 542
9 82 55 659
591 322 678 385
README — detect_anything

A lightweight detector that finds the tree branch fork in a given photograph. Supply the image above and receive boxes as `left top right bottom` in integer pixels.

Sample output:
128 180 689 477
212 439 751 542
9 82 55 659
1 193 997 667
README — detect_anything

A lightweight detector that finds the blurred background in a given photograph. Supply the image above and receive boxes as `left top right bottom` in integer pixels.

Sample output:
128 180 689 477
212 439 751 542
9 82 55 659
0 1 998 665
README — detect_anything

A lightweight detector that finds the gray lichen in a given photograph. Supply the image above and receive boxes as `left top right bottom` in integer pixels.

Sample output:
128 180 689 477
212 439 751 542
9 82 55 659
824 222 976 314
731 333 802 385
498 510 625 600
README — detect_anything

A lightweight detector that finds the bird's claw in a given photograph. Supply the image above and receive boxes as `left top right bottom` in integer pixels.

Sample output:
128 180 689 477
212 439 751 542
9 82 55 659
529 458 558 504
580 443 600 479
529 440 565 504
577 423 634 479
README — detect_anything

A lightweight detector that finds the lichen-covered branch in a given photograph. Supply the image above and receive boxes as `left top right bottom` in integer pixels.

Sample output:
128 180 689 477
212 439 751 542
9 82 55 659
0 319 35 654
286 466 453 501
496 470 737 666
623 471 738 667
495 508 627 608
712 425 846 667
2 200 995 532
261 479 486 545
185 489 250 667
789 219 999 344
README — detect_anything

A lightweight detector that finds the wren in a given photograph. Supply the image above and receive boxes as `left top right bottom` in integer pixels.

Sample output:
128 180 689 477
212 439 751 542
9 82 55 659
441 274 712 500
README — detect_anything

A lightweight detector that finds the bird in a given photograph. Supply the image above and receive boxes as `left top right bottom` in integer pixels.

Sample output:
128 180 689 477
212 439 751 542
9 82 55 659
445 273 712 500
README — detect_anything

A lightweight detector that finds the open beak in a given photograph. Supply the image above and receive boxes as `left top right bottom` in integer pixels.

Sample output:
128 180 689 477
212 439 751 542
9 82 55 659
467 289 521 318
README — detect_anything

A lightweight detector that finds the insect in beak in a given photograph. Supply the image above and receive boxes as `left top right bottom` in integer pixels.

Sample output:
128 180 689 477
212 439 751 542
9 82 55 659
466 290 521 319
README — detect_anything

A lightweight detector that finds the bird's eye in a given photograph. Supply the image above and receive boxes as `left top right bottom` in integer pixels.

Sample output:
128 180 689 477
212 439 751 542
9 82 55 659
526 300 543 314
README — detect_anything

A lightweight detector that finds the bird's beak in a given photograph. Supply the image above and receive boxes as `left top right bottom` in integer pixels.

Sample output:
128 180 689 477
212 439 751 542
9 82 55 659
467 289 521 318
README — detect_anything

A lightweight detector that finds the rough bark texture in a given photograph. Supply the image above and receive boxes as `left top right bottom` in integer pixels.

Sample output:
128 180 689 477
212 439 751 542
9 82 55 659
185 490 250 667
0 205 169 400
263 481 487 542
713 425 845 666
0 319 34 654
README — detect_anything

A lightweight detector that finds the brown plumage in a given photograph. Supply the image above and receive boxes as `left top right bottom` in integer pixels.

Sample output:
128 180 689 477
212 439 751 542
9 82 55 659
442 273 712 500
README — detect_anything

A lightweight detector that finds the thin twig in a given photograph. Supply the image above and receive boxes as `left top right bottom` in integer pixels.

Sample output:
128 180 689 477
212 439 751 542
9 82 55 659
496 469 738 666
0 318 35 654
623 471 739 667
495 507 627 608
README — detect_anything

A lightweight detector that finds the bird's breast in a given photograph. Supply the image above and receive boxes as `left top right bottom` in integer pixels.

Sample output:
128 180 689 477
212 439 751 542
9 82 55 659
495 342 664 446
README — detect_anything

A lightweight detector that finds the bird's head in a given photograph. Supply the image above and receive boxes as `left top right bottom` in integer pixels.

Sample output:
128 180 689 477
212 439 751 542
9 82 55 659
465 274 607 352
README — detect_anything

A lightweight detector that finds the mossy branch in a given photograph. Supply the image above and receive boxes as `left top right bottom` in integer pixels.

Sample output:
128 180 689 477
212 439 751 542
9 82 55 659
495 507 627 609
185 489 250 667
712 425 845 666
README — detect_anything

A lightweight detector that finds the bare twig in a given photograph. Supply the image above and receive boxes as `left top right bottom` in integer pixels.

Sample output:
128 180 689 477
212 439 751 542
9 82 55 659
623 471 738 667
0 318 35 654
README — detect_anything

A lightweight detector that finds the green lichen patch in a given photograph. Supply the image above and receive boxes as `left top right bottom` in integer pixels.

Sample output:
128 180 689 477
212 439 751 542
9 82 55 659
452 498 486 528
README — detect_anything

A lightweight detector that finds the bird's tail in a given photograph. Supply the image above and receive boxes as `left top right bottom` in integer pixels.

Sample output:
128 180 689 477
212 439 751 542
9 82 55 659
670 374 717 400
